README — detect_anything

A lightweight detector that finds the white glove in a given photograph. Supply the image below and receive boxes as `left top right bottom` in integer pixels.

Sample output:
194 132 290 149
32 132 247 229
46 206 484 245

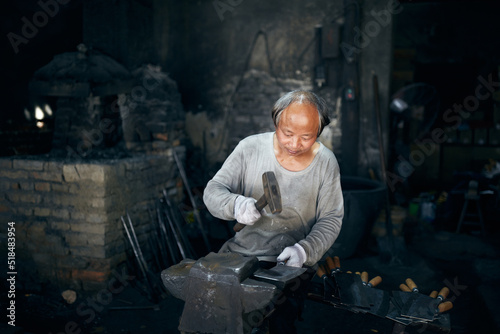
234 196 261 225
276 243 307 268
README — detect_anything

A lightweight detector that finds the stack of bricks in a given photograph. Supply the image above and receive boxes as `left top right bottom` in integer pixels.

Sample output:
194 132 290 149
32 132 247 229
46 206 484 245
0 149 184 291
120 65 186 154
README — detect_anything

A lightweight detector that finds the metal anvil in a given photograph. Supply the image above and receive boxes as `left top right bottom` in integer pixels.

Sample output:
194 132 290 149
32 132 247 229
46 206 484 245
161 252 279 334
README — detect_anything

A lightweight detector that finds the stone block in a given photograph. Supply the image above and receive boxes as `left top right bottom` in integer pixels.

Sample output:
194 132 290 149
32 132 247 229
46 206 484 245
71 222 107 235
35 182 51 192
8 192 42 204
51 183 70 193
70 211 87 221
62 164 80 182
13 159 45 171
3 170 30 180
43 160 63 172
0 204 11 213
87 234 106 246
0 181 11 191
15 207 33 216
50 221 71 232
56 255 89 270
0 158 12 169
75 183 107 197
87 213 108 224
72 269 108 283
30 171 63 182
19 182 34 190
88 197 113 209
49 194 74 207
63 163 115 183
87 258 114 272
71 246 107 259
34 207 51 217
32 253 54 266
65 232 90 247
52 208 70 220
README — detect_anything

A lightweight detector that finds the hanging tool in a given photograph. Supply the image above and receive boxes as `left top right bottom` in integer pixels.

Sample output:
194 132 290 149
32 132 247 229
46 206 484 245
233 171 282 232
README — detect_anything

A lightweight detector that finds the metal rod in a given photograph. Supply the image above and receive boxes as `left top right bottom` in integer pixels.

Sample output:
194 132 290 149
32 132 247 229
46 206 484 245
164 194 196 258
148 207 169 267
121 216 148 281
126 211 149 272
157 204 179 264
162 190 187 260
173 148 211 252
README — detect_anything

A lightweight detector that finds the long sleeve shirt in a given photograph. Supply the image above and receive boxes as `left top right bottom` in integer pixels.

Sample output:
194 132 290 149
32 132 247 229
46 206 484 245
203 132 344 266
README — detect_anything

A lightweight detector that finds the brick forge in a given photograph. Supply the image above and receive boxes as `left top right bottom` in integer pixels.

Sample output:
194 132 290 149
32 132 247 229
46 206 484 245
0 151 183 291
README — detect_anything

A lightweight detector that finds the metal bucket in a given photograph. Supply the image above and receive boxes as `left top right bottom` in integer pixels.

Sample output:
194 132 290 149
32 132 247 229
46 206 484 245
329 176 386 259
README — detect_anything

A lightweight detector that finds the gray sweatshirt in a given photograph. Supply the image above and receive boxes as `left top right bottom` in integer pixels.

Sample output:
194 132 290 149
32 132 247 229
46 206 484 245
203 132 344 266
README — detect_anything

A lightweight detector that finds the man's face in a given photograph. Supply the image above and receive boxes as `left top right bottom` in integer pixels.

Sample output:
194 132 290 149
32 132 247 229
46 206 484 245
275 102 319 157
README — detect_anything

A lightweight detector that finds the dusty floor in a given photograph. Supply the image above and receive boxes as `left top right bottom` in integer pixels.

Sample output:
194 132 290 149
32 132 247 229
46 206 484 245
2 221 500 334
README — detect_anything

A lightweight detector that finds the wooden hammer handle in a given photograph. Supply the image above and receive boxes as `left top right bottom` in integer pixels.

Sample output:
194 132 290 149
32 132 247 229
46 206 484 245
405 278 419 292
233 195 265 232
438 301 453 313
368 276 382 288
233 222 246 232
326 257 336 275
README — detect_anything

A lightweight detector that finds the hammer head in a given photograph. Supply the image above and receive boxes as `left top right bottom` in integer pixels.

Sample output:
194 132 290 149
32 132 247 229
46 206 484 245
262 171 282 214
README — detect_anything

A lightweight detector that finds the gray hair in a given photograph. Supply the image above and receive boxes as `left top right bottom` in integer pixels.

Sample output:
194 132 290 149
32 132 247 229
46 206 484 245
271 90 330 137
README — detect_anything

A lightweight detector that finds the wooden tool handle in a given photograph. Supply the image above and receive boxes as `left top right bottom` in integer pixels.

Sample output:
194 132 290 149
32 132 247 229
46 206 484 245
437 287 450 301
334 256 340 270
400 283 411 292
368 276 382 288
233 222 246 232
255 194 267 211
438 301 453 313
316 264 327 278
326 257 336 274
405 278 419 292
429 290 438 298
361 271 369 284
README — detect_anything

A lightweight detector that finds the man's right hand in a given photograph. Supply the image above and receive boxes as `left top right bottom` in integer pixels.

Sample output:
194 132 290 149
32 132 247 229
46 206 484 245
234 196 261 225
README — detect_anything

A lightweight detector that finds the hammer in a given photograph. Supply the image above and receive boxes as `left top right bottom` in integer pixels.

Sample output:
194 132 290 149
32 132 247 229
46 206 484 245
233 171 282 232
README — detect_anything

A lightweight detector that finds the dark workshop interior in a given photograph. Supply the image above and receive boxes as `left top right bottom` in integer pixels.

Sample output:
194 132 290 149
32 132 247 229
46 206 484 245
1 0 500 333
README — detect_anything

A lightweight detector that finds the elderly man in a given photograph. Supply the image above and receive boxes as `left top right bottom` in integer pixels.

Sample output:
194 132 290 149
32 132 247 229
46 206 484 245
203 90 344 333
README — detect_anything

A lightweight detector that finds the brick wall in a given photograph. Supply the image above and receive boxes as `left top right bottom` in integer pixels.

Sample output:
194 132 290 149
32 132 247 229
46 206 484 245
0 150 184 291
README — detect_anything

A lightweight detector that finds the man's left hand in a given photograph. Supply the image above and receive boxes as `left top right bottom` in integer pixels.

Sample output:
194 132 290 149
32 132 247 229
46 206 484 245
277 243 306 268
